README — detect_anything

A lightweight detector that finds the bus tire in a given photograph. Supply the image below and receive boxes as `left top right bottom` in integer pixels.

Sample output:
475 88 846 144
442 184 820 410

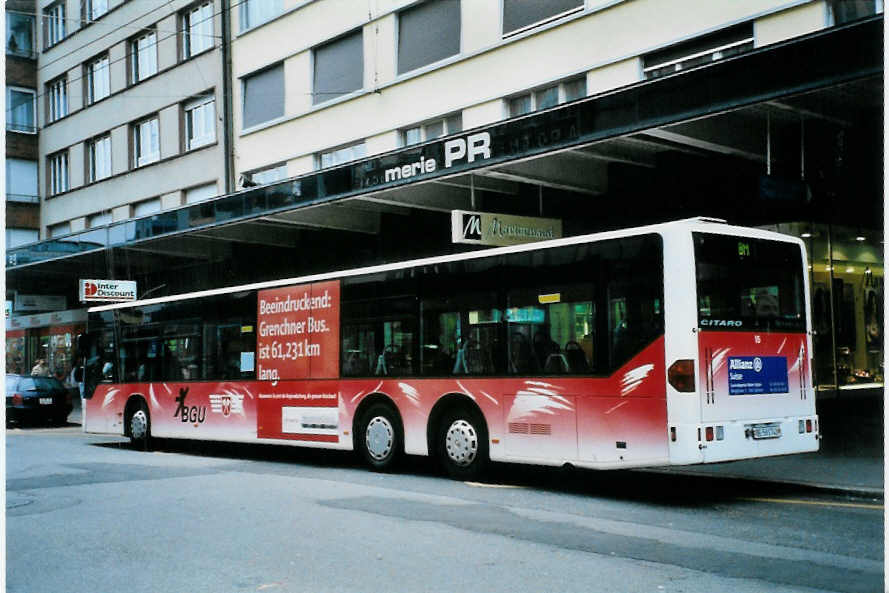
438 406 488 481
357 403 402 472
127 399 151 450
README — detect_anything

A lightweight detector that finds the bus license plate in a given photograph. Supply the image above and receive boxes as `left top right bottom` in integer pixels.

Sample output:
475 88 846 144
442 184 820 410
752 425 781 439
39 397 53 405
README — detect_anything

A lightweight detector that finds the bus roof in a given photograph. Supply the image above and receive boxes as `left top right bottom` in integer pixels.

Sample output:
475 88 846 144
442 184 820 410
88 217 803 313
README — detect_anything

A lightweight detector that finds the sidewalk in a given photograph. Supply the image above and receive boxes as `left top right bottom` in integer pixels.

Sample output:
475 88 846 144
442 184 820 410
648 392 884 498
643 448 883 498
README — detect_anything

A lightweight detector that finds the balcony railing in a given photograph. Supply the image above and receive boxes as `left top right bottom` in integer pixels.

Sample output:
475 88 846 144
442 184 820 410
7 122 37 134
6 193 40 203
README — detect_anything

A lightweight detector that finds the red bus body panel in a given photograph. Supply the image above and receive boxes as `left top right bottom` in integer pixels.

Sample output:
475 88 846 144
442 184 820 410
85 337 668 468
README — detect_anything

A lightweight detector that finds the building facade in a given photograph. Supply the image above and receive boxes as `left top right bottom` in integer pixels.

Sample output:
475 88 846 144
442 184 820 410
7 0 40 248
35 0 229 237
5 0 884 401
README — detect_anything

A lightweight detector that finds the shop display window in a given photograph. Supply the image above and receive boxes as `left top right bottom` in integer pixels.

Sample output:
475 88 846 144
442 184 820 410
767 222 883 391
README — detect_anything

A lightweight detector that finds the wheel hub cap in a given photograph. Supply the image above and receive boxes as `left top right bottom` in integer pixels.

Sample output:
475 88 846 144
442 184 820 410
366 416 394 461
130 410 148 439
445 419 477 467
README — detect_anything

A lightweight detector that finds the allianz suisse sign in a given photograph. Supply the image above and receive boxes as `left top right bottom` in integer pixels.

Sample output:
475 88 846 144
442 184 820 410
79 279 137 303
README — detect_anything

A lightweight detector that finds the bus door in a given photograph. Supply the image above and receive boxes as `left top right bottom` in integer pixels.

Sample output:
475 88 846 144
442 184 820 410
693 233 813 460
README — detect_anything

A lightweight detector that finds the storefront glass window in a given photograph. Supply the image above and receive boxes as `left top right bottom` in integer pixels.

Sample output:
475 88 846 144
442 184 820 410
6 332 26 374
768 222 883 392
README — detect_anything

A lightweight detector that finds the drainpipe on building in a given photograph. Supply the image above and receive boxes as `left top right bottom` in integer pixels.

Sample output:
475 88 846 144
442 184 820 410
221 0 235 194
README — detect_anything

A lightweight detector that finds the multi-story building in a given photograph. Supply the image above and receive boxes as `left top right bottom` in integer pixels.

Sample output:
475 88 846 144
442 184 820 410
35 0 229 239
5 0 884 404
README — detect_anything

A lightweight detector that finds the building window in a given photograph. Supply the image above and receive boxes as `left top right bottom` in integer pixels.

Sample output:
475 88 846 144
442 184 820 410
130 30 158 83
242 63 283 129
642 23 754 80
48 221 71 237
7 87 36 132
317 142 366 169
184 95 216 149
829 0 883 24
240 0 282 31
43 2 66 48
133 197 161 216
47 77 68 122
48 151 69 196
87 134 112 182
507 77 586 117
6 158 39 202
402 113 462 146
88 212 111 228
6 228 39 248
502 0 583 36
243 164 286 187
313 30 363 105
86 54 110 104
133 116 160 167
182 1 214 59
7 11 35 57
185 182 218 203
397 0 460 74
84 0 109 22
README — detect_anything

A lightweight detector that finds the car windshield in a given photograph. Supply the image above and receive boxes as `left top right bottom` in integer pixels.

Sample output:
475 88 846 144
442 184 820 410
18 377 64 391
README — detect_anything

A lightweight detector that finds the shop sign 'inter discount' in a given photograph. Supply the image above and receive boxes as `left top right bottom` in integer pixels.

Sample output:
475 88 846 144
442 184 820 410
256 280 340 381
79 279 138 302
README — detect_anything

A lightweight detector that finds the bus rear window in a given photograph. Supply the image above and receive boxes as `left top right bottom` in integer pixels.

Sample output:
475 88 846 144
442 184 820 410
694 233 806 332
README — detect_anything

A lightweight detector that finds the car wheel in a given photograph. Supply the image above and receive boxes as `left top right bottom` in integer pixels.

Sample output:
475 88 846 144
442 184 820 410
128 400 151 450
438 406 489 481
357 403 402 472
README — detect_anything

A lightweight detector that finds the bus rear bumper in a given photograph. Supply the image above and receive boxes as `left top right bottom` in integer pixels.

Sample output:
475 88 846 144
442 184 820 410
694 415 820 463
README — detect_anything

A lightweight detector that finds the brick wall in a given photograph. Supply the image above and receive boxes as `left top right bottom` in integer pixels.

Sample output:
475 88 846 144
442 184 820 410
6 203 40 229
7 131 37 159
6 56 36 88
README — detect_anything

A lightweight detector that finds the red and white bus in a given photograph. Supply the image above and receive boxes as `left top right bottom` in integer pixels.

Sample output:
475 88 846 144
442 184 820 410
79 218 818 479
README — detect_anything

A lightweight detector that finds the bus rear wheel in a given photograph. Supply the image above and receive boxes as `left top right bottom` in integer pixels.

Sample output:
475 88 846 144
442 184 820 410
357 403 402 472
438 407 488 481
127 400 151 449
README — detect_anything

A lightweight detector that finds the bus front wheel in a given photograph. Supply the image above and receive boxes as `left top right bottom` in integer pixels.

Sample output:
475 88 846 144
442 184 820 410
127 400 151 450
357 403 402 472
438 407 488 481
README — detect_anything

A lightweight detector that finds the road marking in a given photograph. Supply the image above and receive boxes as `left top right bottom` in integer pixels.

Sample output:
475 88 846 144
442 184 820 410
464 481 524 488
740 497 883 510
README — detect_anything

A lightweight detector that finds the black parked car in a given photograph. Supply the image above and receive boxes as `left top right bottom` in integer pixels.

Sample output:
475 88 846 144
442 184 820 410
6 374 72 426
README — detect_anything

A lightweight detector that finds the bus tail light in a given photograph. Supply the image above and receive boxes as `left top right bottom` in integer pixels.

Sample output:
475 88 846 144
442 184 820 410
12 393 23 406
670 427 676 442
705 426 714 441
806 419 812 433
668 359 696 392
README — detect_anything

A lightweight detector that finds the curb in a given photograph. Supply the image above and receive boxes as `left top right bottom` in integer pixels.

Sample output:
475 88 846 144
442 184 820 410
639 467 884 500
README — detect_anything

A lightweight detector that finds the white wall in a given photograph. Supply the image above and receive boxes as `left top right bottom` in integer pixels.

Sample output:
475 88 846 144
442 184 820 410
231 0 828 175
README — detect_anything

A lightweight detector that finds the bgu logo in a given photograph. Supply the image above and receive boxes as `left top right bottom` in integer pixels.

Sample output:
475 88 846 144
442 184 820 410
462 214 482 241
173 388 206 424
83 282 98 297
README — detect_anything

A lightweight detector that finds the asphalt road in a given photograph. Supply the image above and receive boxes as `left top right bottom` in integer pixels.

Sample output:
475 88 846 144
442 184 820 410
5 425 883 593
